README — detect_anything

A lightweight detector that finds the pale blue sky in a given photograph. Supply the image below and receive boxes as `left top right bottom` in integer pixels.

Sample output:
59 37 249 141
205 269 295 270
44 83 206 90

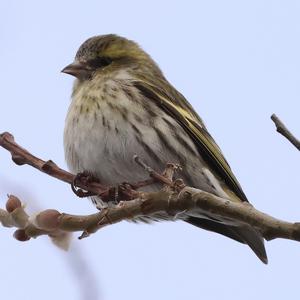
1 1 300 299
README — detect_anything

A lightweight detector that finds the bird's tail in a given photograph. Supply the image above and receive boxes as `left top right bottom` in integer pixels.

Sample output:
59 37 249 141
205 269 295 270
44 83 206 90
185 217 268 264
233 225 268 264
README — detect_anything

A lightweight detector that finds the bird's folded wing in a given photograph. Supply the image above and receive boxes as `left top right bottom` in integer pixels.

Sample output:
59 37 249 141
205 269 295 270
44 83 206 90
133 80 248 202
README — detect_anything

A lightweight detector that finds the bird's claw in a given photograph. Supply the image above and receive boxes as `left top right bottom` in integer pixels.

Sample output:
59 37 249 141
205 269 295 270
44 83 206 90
172 178 186 192
71 171 98 198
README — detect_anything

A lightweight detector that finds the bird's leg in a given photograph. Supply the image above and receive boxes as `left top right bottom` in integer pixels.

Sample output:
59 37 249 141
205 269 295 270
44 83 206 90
118 183 141 201
99 183 141 204
130 178 156 189
71 171 100 198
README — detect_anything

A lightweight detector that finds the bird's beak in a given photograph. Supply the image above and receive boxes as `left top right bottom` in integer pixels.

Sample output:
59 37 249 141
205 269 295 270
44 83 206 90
61 61 90 79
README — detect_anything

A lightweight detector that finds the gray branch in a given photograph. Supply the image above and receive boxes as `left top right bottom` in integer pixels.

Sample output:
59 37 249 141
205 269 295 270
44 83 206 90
1 188 300 243
271 114 300 150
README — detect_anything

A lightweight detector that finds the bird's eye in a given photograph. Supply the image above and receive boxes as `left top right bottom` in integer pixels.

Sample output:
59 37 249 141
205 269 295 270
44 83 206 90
88 57 112 69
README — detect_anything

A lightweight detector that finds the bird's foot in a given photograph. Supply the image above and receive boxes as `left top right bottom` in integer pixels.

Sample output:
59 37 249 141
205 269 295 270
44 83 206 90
71 171 100 198
101 182 140 204
171 178 186 193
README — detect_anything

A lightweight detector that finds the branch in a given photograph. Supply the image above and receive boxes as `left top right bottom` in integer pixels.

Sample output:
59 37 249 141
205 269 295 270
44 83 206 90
0 132 111 196
1 131 300 245
271 114 300 150
2 188 300 243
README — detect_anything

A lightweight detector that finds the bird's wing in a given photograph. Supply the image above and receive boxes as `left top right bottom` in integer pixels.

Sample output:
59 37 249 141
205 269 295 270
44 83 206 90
133 79 248 202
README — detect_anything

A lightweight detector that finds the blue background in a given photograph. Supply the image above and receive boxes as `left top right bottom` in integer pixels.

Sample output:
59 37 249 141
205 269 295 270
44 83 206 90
1 1 299 299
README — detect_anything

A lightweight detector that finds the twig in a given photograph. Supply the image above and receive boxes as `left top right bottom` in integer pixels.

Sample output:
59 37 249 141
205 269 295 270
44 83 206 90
2 189 300 243
133 155 173 185
271 114 300 150
0 132 110 196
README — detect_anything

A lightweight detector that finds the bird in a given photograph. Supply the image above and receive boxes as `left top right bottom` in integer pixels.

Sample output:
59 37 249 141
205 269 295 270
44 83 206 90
62 34 267 264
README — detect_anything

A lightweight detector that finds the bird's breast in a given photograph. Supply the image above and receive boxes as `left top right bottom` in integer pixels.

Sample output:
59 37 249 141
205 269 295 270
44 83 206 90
64 77 186 186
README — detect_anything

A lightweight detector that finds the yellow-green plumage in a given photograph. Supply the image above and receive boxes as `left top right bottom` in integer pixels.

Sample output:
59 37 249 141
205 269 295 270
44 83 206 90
62 34 267 263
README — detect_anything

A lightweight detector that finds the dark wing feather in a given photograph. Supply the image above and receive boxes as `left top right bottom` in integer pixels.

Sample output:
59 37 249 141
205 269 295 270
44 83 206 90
186 216 245 243
187 216 267 264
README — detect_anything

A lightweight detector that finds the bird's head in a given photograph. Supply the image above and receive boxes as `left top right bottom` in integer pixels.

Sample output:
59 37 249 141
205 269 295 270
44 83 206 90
62 34 163 81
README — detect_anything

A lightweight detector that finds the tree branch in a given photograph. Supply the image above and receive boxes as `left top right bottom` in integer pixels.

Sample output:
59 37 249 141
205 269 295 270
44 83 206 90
0 132 111 196
2 188 300 243
1 131 300 246
271 114 300 150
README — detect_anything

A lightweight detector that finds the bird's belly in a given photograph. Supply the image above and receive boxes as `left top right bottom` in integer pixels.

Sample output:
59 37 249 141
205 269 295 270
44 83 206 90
67 119 167 185
70 129 185 188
